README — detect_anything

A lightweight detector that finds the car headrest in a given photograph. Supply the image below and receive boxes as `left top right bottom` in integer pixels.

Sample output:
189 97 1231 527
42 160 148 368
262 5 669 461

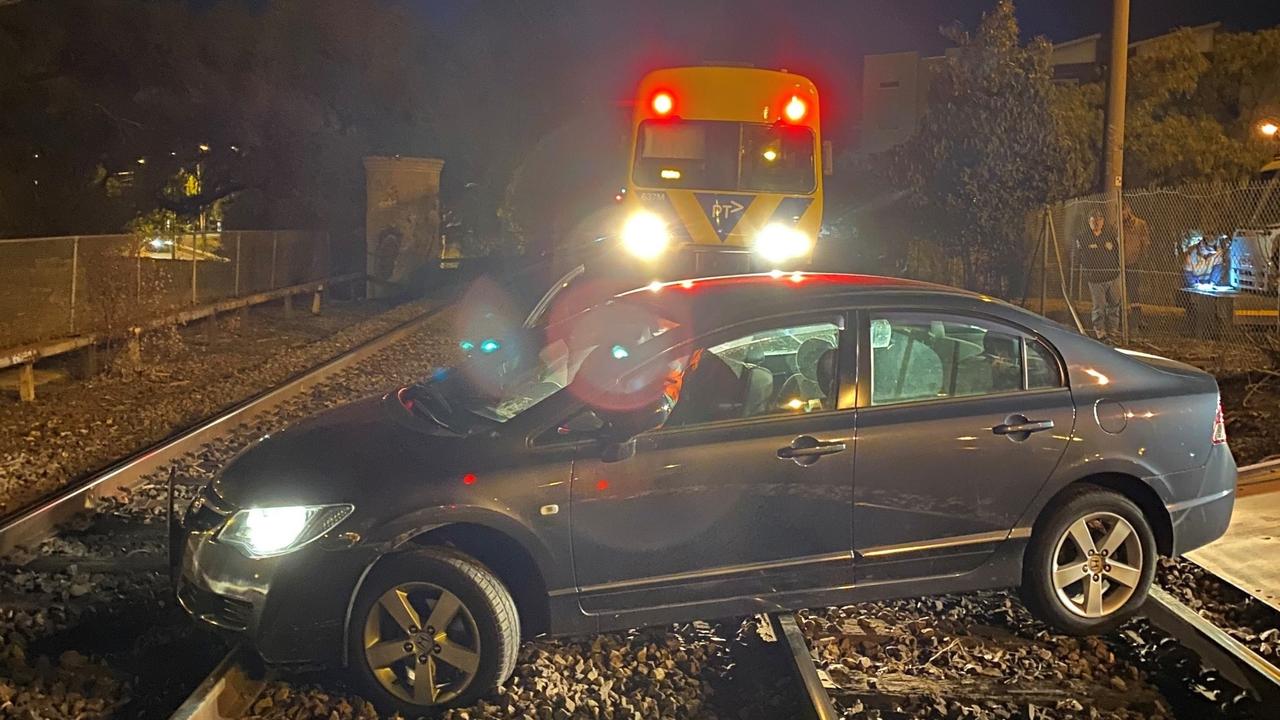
815 348 836 397
797 337 835 381
983 333 1018 361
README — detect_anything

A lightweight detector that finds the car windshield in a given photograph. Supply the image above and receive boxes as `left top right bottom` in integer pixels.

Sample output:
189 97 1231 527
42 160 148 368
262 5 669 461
422 302 682 425
633 120 816 193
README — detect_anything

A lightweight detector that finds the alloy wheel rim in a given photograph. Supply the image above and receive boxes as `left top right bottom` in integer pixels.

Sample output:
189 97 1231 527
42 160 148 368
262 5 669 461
1050 511 1143 619
362 582 481 706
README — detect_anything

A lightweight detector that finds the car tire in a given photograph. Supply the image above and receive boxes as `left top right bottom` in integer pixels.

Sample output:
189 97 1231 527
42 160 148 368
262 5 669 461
1021 485 1157 635
347 547 520 713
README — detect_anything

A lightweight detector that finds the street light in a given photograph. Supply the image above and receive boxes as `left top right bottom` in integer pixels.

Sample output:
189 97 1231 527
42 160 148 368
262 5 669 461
1260 121 1279 138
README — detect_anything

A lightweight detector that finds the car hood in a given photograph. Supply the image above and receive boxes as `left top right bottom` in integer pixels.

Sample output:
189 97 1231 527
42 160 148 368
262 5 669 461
210 393 461 509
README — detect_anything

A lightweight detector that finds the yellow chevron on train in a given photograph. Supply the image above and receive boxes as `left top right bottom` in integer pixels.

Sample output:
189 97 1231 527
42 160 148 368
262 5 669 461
618 65 827 275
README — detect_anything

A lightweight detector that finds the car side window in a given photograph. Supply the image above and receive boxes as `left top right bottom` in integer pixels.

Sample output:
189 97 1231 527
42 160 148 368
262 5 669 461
665 321 841 427
1026 337 1063 389
870 313 1050 406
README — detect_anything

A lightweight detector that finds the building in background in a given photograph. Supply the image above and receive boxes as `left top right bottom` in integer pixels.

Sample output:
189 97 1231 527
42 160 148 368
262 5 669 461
856 23 1222 155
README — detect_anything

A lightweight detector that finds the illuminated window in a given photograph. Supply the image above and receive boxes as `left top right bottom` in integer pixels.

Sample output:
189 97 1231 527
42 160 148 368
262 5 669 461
665 320 840 427
870 314 1057 406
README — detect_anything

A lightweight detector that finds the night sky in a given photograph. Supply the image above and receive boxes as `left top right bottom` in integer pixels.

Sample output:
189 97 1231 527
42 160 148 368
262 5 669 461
417 0 1280 146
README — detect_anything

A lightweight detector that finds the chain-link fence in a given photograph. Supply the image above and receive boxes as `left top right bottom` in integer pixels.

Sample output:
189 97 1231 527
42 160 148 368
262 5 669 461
1021 181 1280 350
0 230 333 349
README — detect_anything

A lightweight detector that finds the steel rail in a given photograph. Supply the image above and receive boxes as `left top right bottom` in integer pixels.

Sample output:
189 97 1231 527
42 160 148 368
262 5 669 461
0 301 447 555
1143 586 1280 705
772 613 840 720
1236 456 1280 488
168 646 266 720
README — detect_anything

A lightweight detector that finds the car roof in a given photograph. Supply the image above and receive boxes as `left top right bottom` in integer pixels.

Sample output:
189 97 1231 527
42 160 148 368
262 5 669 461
617 272 958 298
605 272 1000 332
617 271 964 311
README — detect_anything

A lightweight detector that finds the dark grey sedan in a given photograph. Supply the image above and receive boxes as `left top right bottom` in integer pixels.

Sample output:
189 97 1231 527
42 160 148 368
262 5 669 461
175 272 1236 713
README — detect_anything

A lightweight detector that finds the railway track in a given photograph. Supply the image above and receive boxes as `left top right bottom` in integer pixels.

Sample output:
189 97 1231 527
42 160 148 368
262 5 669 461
0 302 450 555
0 302 456 719
171 460 1280 720
174 591 1280 720
2 293 1278 719
772 459 1280 720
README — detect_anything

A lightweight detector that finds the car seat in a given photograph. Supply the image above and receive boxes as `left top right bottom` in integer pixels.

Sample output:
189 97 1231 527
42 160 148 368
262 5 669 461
954 333 1021 396
777 337 835 409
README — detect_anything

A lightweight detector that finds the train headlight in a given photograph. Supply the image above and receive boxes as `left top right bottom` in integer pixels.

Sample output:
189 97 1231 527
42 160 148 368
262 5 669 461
217 504 353 558
754 223 812 264
621 211 671 260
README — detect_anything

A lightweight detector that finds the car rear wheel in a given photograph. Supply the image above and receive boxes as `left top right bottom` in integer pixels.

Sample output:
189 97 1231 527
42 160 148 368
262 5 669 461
1021 485 1156 635
348 547 519 713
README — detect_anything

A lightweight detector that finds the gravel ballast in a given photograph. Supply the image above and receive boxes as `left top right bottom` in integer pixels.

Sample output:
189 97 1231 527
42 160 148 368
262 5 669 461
801 590 1273 720
1157 556 1280 668
242 618 800 720
0 298 438 516
0 310 458 719
801 592 1170 720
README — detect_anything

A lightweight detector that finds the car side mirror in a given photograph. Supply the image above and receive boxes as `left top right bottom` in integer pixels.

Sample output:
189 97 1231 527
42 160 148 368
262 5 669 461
595 394 672 462
557 409 606 436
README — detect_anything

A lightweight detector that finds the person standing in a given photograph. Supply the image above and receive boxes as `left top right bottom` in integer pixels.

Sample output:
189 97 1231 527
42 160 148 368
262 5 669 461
1122 203 1150 329
1078 208 1121 341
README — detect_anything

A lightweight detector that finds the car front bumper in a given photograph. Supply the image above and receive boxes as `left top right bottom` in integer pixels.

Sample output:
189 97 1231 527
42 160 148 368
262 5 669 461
175 518 377 667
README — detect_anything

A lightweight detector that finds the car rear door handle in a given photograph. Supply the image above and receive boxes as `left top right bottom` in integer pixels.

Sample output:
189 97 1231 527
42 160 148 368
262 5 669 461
777 435 847 466
992 419 1054 435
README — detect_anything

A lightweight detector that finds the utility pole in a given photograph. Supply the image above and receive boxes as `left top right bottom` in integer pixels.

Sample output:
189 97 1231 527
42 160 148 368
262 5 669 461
1103 0 1130 343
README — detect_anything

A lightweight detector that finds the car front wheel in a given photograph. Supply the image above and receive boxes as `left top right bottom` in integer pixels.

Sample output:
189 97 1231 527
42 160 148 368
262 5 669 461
1021 485 1156 635
348 547 520 713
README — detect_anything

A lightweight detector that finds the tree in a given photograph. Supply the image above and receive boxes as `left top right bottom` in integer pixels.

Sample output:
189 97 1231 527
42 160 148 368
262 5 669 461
1197 29 1280 139
0 0 445 240
1045 27 1278 192
1122 28 1267 188
885 0 1083 294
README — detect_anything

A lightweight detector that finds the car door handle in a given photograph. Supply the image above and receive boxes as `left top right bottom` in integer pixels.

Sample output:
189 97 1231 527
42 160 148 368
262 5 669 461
777 436 847 465
992 419 1055 435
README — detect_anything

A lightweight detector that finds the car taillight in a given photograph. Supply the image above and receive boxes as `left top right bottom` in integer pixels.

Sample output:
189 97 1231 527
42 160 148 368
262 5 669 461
1212 401 1227 445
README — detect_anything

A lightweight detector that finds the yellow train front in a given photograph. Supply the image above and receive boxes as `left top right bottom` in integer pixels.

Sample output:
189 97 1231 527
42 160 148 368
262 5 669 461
617 65 824 276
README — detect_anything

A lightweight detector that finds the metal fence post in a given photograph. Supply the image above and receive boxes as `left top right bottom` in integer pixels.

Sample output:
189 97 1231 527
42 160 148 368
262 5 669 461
270 231 279 289
190 232 198 304
1117 195 1129 344
1040 207 1049 315
324 230 332 279
234 232 242 297
69 236 79 334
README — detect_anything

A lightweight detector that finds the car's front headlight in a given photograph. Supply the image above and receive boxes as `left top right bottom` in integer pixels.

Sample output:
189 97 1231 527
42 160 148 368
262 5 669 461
754 223 812 264
621 211 671 260
216 504 354 558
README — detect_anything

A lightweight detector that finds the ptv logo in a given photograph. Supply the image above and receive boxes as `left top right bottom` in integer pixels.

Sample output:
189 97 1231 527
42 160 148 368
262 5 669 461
695 193 752 241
